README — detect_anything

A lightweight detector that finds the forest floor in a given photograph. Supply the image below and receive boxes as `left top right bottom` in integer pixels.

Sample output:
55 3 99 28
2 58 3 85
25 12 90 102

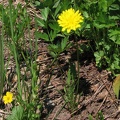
0 0 120 120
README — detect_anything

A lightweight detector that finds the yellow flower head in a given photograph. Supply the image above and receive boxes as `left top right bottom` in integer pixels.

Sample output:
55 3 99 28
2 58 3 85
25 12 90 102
3 92 13 104
57 8 84 33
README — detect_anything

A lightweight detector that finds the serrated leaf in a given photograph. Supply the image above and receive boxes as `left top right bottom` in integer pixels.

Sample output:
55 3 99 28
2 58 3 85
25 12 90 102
41 7 49 21
98 0 107 12
35 32 49 41
113 74 120 99
54 5 61 17
53 0 60 8
36 18 45 27
6 105 24 120
61 37 68 51
109 29 120 44
48 22 60 32
49 30 57 42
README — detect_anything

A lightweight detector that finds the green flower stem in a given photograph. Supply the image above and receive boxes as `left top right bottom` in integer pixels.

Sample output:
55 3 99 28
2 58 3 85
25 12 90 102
0 7 5 97
9 0 22 96
0 30 4 98
75 35 80 92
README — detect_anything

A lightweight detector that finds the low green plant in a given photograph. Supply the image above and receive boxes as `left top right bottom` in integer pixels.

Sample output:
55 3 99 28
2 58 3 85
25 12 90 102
1 1 43 119
1 0 30 96
1 0 120 119
34 0 85 113
80 0 120 75
88 111 104 120
35 0 84 58
63 63 81 112
35 0 85 112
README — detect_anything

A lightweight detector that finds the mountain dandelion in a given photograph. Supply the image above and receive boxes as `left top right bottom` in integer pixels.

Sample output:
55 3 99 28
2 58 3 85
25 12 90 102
57 8 84 33
3 92 13 104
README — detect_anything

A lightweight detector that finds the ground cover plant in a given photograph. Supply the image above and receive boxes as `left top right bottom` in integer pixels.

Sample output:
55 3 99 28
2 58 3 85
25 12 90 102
0 0 120 120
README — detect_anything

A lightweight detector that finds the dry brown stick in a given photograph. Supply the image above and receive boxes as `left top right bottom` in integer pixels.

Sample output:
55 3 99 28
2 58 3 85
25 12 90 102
95 95 107 116
0 110 11 115
99 76 118 108
85 83 105 105
70 84 105 116
104 110 120 119
51 103 66 120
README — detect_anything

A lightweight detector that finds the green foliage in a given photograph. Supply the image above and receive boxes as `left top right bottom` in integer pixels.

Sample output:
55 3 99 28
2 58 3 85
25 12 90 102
89 111 104 120
48 37 71 58
6 103 43 120
0 5 5 97
7 106 24 120
35 0 120 75
1 3 29 42
1 0 120 119
0 1 43 120
1 2 30 64
63 63 80 112
81 0 120 74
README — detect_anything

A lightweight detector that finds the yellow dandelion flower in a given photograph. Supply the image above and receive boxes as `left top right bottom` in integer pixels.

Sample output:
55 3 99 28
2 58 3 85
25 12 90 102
3 92 13 104
57 8 84 33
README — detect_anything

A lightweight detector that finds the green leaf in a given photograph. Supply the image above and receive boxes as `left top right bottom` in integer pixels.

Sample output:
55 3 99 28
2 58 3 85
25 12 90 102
53 0 60 8
88 115 93 120
49 30 57 42
66 68 71 85
94 51 104 65
49 51 57 58
61 37 68 51
7 105 24 120
35 32 49 41
54 4 61 17
109 29 120 44
35 1 41 6
41 7 49 21
48 22 60 32
36 18 45 27
97 111 104 120
98 0 107 12
113 74 120 99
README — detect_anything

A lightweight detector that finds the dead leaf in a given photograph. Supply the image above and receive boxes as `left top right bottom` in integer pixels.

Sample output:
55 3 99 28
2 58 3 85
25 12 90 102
113 74 120 99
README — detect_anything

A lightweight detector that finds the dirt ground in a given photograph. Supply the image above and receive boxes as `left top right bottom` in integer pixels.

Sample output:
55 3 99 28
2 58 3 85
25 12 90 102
0 1 120 120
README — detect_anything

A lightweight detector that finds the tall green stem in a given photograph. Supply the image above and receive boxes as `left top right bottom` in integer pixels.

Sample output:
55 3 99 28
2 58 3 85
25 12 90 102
9 0 22 96
0 28 4 98
75 35 80 93
0 6 5 98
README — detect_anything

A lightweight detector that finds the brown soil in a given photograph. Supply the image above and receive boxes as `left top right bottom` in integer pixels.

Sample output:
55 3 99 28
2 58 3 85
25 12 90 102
0 1 120 120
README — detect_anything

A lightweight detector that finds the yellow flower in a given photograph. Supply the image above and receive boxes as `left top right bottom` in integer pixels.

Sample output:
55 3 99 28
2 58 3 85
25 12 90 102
3 92 13 104
57 8 84 33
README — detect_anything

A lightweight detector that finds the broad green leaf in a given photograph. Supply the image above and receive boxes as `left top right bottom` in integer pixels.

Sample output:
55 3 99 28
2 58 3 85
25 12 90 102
98 0 107 12
94 51 104 61
88 115 93 120
54 5 61 17
109 4 119 10
41 7 49 21
49 51 57 58
35 1 40 6
53 0 60 8
48 22 60 32
109 29 120 44
36 18 45 27
61 37 68 51
7 105 24 120
35 32 49 41
113 74 120 99
49 30 57 42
